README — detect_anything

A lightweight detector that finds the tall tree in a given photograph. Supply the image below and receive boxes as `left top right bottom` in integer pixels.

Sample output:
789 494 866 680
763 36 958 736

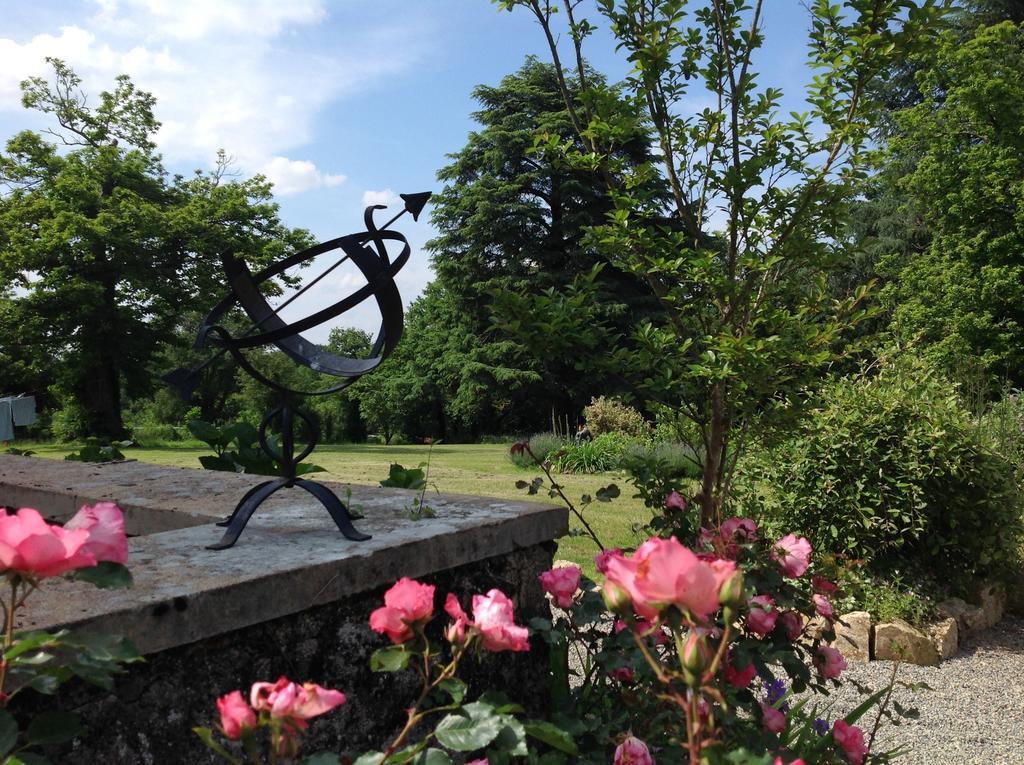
423 57 659 437
0 59 309 438
881 22 1024 392
496 0 945 525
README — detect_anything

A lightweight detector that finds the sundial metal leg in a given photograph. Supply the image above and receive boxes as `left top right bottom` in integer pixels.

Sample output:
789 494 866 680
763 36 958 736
295 479 372 541
216 480 278 527
207 479 287 550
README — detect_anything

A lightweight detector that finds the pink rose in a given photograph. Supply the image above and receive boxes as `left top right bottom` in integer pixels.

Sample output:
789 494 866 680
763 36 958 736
472 589 530 652
664 491 687 511
720 517 757 542
216 690 255 740
250 677 345 729
812 575 838 594
604 536 728 621
721 651 757 688
0 508 94 577
813 593 834 619
594 547 622 574
609 666 635 683
832 720 868 765
778 611 803 642
815 645 848 680
760 702 786 734
746 594 777 636
539 565 581 609
444 593 471 645
369 577 436 644
772 535 812 578
65 502 128 564
466 760 489 765
613 735 653 765
774 758 806 765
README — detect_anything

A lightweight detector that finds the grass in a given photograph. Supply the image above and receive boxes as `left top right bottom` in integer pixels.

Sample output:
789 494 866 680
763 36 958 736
20 441 651 578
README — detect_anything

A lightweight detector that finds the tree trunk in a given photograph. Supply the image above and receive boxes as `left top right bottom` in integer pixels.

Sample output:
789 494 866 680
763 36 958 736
698 382 727 529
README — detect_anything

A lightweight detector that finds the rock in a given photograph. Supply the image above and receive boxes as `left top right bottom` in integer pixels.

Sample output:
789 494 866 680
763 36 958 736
928 617 959 660
976 581 1006 630
833 611 872 661
937 597 987 636
874 619 940 665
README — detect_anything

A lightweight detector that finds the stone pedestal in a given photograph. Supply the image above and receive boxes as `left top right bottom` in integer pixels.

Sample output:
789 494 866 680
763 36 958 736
0 455 568 764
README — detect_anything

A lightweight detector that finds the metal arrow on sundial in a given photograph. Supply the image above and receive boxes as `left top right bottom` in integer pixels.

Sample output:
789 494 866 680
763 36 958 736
162 192 431 399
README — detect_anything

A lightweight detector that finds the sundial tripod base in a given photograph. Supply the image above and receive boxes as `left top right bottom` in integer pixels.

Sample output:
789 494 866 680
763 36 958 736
207 476 371 551
206 399 371 551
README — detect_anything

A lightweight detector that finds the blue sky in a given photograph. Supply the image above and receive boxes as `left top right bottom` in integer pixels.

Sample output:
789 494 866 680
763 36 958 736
0 0 814 338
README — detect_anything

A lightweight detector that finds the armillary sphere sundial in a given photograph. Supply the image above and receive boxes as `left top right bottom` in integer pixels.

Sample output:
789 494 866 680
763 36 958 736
164 191 431 550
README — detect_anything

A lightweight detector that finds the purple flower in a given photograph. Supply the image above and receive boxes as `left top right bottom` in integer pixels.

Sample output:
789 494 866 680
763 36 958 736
812 717 829 737
763 679 790 712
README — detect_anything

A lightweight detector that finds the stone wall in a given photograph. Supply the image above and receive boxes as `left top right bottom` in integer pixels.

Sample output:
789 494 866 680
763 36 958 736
27 542 555 765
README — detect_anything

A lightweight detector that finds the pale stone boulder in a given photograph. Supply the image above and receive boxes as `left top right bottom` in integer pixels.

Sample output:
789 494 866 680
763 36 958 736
975 582 1006 630
928 617 959 660
834 611 872 661
937 597 987 635
874 619 940 665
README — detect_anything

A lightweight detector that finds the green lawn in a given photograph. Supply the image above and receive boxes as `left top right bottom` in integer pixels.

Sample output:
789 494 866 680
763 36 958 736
24 442 650 577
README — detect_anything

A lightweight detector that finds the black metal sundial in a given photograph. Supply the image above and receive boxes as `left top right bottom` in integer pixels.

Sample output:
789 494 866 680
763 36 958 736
164 192 431 550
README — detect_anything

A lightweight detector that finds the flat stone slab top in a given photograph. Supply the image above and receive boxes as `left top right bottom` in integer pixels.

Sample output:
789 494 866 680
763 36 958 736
0 455 567 655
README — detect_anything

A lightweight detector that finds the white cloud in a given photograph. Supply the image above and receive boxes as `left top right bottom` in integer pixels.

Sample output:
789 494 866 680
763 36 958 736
0 3 432 197
362 188 399 207
260 156 345 196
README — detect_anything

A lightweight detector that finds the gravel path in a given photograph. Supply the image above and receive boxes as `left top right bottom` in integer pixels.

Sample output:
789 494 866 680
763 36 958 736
818 615 1024 764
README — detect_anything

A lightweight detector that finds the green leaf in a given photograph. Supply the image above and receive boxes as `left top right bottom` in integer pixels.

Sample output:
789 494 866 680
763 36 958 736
351 753 385 765
198 455 238 473
26 711 82 746
69 562 133 589
187 420 225 448
370 644 413 673
0 711 18 757
411 750 452 765
434 711 504 752
5 632 61 661
299 755 341 765
524 720 578 755
437 677 466 705
8 754 52 765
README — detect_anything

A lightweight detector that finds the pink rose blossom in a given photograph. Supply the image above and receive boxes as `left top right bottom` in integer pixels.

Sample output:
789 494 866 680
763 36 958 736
613 735 654 765
65 502 128 564
812 575 838 594
778 611 803 642
721 651 757 688
720 517 757 542
0 508 95 577
466 760 489 765
760 702 786 733
813 593 834 619
249 677 345 730
774 758 806 765
216 690 255 740
539 565 581 609
832 720 868 765
664 491 687 512
815 645 848 680
609 666 635 683
772 535 812 578
604 536 730 621
746 595 778 636
472 589 530 652
444 593 471 645
369 577 436 644
594 548 622 574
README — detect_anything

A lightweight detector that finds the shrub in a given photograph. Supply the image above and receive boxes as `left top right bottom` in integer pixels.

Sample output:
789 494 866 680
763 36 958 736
978 390 1024 482
553 432 633 474
734 357 1024 590
508 432 565 468
582 396 651 440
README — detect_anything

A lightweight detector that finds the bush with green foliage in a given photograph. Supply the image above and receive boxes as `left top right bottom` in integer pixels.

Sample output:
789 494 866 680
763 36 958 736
734 358 1024 591
508 432 566 468
582 396 651 440
553 432 634 474
978 391 1024 482
188 420 324 477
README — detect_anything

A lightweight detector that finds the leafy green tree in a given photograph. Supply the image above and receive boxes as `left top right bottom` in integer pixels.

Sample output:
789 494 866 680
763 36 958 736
0 59 309 438
422 58 660 437
881 22 1024 392
496 0 945 525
